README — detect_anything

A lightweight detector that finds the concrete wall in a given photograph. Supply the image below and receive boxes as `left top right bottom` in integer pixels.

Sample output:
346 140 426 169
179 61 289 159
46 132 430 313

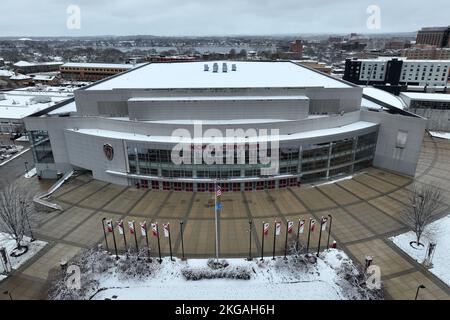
75 86 362 117
128 98 310 121
64 130 128 185
361 110 427 176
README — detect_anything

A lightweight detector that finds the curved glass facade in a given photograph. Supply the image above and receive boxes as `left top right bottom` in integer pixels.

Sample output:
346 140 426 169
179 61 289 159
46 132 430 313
126 131 378 191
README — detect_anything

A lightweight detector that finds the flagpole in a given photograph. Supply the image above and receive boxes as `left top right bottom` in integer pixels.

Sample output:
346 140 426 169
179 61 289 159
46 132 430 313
260 221 265 261
111 221 119 260
144 223 151 262
284 221 289 260
317 217 324 257
121 221 127 255
180 220 186 261
326 214 333 249
101 218 109 252
306 218 312 253
214 179 219 263
272 221 277 260
247 220 252 261
133 221 139 254
168 224 174 261
156 223 162 263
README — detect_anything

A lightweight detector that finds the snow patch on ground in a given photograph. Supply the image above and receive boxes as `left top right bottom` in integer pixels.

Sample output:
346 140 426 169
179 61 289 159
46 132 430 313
24 167 37 178
86 249 369 300
390 214 450 286
0 232 47 280
313 175 354 187
430 131 450 141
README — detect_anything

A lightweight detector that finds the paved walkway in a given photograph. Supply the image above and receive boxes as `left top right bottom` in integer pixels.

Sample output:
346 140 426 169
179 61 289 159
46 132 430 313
1 134 450 300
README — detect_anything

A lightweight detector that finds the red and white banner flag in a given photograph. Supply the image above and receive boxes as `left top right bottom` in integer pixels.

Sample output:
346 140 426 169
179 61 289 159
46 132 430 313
128 221 135 234
298 219 305 234
117 220 124 235
275 221 281 236
216 185 222 197
163 223 170 238
321 217 328 231
106 219 113 233
310 219 316 232
140 221 147 237
151 222 158 237
263 222 270 236
287 221 294 234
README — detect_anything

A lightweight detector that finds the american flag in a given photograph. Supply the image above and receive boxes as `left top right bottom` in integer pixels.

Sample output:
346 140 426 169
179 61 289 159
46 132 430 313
216 185 222 197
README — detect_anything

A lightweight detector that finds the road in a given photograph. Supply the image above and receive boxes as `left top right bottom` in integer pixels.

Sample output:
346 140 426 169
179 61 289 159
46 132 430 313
0 134 35 189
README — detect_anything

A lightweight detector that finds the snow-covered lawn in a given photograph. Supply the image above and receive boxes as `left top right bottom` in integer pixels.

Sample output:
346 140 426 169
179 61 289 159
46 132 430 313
390 214 450 286
430 131 450 141
52 248 379 300
0 232 47 280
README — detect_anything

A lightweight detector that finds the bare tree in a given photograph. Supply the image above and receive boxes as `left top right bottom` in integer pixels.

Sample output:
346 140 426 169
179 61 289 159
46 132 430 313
0 183 35 253
402 184 442 246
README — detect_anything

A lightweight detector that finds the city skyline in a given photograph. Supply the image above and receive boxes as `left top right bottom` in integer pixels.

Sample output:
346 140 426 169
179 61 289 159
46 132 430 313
0 0 449 37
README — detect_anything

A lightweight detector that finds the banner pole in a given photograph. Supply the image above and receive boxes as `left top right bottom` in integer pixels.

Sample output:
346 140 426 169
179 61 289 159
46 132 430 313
111 222 119 260
133 221 139 254
317 217 324 257
156 223 162 263
260 221 265 261
168 224 173 261
284 221 289 260
306 218 312 253
272 221 277 260
101 218 109 252
326 215 333 249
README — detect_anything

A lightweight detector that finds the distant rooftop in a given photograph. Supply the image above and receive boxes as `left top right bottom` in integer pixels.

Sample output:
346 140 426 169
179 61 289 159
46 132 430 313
400 92 450 102
14 61 63 67
61 62 137 69
0 87 74 119
87 61 351 91
362 87 407 110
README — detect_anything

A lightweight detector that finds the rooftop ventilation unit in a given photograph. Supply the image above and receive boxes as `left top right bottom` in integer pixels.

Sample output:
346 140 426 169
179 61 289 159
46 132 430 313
0 94 6 101
232 64 237 71
212 63 219 73
204 64 209 71
31 96 52 104
222 63 228 73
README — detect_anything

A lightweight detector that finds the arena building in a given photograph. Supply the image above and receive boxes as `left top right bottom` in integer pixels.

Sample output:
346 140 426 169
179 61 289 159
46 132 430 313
24 61 427 191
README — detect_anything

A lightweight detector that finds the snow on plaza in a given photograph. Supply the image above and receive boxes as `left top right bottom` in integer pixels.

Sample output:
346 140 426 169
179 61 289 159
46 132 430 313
0 233 47 281
391 214 450 287
49 248 380 300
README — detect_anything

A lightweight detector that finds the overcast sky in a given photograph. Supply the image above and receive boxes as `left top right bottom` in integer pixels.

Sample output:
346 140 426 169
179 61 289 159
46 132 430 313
1 0 448 37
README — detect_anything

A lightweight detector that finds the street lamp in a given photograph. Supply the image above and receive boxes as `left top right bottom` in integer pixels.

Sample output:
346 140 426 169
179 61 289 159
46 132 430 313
24 161 29 176
415 284 426 300
3 290 12 300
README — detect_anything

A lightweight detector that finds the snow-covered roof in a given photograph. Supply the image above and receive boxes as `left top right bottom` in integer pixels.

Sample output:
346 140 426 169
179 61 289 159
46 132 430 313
32 74 56 81
0 89 73 119
48 100 77 115
362 87 407 110
61 62 136 69
0 70 14 77
87 61 351 91
67 121 377 144
9 74 31 80
14 61 63 67
400 92 450 102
